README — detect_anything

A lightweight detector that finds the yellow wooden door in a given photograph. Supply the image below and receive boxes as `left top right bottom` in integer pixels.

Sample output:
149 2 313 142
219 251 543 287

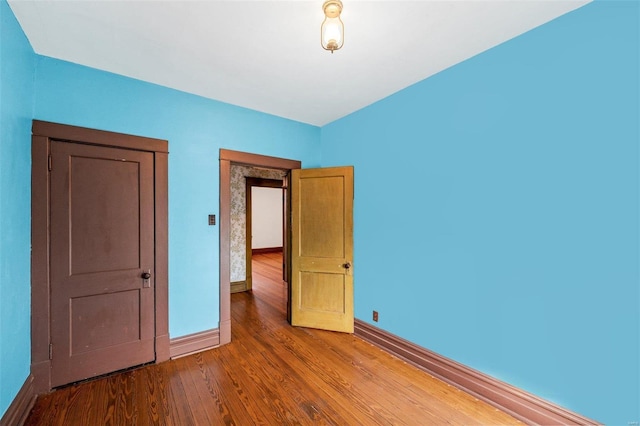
291 166 354 333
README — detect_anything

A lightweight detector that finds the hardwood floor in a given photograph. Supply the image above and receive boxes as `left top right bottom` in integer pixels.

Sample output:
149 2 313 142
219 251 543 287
24 252 521 425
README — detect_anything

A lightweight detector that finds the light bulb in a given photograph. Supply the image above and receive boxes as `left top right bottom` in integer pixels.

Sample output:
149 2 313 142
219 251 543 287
321 1 344 53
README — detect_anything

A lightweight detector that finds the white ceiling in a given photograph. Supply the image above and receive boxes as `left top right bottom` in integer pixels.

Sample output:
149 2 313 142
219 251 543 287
8 0 591 127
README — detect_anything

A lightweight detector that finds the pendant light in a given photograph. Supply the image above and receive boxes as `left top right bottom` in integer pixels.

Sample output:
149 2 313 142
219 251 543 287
321 1 344 53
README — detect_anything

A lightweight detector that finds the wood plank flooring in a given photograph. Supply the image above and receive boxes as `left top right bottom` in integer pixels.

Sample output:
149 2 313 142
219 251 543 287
24 252 521 425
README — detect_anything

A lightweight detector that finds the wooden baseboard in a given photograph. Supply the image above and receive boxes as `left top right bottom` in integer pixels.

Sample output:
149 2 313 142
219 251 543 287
0 374 36 426
219 319 231 346
30 360 51 396
155 333 171 363
251 247 282 254
354 319 600 426
169 328 220 359
230 280 247 293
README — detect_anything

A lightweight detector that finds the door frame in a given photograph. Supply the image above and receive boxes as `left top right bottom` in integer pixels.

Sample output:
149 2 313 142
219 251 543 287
244 177 284 293
219 149 300 345
31 120 170 394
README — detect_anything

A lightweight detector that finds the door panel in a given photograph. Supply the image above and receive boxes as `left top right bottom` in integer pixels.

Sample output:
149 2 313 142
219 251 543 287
299 272 345 312
69 156 141 273
299 175 346 258
291 166 354 333
50 141 155 387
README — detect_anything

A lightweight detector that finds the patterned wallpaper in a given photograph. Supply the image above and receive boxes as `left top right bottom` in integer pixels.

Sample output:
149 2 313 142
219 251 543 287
230 165 285 282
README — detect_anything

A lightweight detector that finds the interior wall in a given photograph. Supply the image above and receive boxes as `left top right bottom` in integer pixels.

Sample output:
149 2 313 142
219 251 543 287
31 57 321 338
251 187 283 249
0 0 36 418
320 2 639 424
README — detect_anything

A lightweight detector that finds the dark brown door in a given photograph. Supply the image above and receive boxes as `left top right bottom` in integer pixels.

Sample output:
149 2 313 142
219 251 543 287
50 141 155 387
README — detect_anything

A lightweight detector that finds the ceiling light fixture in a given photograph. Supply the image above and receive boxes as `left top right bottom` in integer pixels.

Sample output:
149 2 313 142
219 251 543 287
321 0 344 53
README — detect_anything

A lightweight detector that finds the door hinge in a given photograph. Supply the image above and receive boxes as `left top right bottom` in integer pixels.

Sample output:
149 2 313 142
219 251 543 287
48 154 52 171
49 343 53 360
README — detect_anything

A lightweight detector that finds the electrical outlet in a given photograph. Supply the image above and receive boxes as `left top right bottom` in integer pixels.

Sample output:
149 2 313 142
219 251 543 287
373 310 379 322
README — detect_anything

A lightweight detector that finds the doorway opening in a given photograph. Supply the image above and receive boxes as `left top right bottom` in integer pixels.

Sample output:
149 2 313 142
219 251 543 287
219 149 301 345
242 177 285 293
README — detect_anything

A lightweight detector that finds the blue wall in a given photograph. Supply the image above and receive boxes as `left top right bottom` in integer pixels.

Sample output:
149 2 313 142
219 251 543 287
0 0 35 418
1 1 320 415
32 57 321 338
2 0 638 424
321 2 638 424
